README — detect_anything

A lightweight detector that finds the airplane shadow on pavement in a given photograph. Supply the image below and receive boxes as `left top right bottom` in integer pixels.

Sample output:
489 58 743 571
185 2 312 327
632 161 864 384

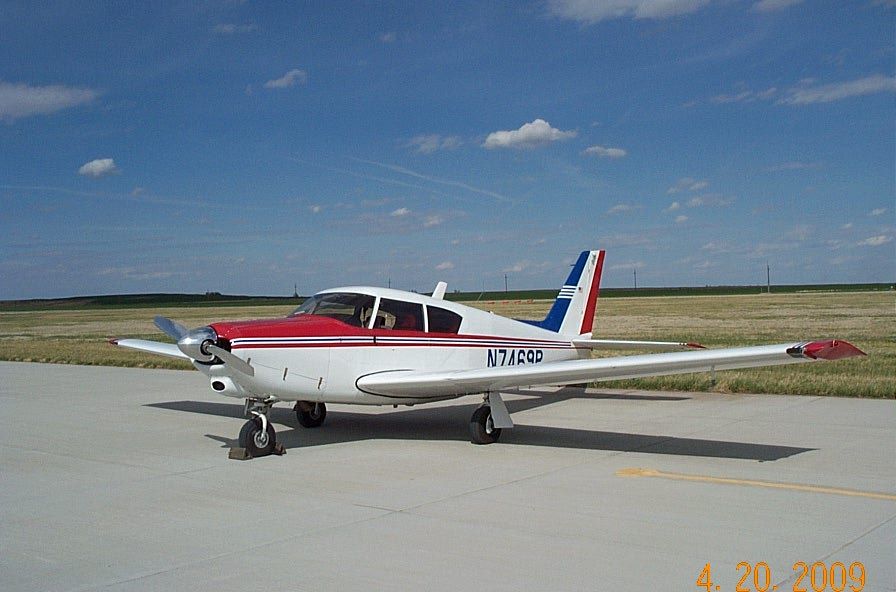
146 387 814 461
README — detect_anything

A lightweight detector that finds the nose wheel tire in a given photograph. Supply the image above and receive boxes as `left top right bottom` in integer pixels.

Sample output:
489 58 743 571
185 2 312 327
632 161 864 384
296 402 327 428
239 417 277 457
470 405 501 445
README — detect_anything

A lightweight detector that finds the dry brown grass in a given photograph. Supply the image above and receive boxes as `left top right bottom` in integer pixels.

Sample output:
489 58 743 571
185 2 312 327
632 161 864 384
1 292 892 397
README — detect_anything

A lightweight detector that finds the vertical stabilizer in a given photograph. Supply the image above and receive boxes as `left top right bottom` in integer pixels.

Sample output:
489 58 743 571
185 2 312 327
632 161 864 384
536 250 605 336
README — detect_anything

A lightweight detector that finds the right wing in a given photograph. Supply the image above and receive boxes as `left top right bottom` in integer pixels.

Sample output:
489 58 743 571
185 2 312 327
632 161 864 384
573 338 705 351
357 340 864 399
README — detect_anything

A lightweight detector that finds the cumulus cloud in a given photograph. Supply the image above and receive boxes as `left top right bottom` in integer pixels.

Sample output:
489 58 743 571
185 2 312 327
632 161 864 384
686 194 734 207
548 0 711 23
857 235 892 247
674 215 689 223
390 207 411 217
423 214 445 227
870 208 887 216
213 23 258 34
406 134 462 154
751 0 803 12
780 74 896 105
435 261 454 271
482 118 576 150
667 177 708 194
665 201 681 212
607 203 641 215
584 145 627 158
309 205 322 213
0 81 98 121
264 69 308 89
77 158 119 178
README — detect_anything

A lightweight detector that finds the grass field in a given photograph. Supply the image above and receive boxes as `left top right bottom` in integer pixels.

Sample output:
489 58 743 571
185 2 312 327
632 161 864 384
0 292 892 398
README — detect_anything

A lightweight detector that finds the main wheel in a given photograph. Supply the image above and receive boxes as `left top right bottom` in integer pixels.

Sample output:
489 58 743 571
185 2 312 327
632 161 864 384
470 405 501 445
238 417 276 457
296 402 327 428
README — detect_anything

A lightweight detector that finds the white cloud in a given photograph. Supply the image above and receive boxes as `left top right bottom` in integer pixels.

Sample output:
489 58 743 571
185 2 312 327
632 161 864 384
379 32 396 43
841 223 853 230
608 261 645 271
686 194 734 207
607 203 640 215
482 118 576 150
390 207 411 217
667 177 708 194
78 158 119 178
766 161 818 171
584 145 627 158
857 235 892 247
309 205 322 214
213 23 258 34
406 134 462 154
780 74 896 105
548 0 711 23
435 261 454 271
423 214 445 227
710 87 777 103
870 208 887 216
264 69 308 89
674 215 689 223
751 0 803 13
665 201 681 212
0 81 98 121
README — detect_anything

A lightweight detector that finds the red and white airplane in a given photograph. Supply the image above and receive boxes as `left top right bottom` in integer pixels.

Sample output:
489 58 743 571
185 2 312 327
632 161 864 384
113 250 864 457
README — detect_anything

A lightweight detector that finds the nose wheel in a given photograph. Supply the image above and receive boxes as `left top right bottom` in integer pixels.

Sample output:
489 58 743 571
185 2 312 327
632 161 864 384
237 399 280 458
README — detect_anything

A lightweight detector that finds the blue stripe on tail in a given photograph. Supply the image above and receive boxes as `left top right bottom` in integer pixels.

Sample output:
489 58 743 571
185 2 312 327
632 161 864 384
523 251 589 333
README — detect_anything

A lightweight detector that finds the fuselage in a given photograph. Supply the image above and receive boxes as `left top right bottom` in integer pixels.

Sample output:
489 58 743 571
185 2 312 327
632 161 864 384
198 286 586 405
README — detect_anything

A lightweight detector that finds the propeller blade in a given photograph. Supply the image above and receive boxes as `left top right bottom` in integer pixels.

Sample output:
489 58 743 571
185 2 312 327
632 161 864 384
205 343 255 377
154 316 188 341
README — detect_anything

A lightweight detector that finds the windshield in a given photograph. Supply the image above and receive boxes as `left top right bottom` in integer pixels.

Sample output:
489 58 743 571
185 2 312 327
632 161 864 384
289 293 376 327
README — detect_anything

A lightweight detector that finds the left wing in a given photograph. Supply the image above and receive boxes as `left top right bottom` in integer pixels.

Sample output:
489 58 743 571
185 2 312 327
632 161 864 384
356 340 864 398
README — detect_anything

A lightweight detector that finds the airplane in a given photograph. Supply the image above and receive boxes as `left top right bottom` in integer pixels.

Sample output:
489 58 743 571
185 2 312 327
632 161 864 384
112 250 865 458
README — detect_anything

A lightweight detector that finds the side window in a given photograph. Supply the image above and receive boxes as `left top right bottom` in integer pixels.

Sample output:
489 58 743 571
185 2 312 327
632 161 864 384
377 298 424 331
427 305 462 334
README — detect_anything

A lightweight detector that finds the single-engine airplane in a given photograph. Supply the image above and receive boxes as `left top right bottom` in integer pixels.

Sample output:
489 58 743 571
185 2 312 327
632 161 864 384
113 250 865 457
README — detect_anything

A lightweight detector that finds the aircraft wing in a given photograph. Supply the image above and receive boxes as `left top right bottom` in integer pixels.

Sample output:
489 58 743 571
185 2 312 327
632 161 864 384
356 339 864 398
110 338 191 360
573 338 705 351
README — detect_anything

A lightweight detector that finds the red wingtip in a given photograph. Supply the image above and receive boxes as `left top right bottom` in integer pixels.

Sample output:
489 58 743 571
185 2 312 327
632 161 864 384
802 340 866 360
686 342 706 349
108 338 119 345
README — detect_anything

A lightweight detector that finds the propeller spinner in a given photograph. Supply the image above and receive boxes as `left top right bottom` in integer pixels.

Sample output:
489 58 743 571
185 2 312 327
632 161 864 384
154 316 254 377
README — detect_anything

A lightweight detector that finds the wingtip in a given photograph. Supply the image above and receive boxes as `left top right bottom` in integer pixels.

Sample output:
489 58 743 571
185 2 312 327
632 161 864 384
801 339 866 360
685 342 706 349
108 338 119 346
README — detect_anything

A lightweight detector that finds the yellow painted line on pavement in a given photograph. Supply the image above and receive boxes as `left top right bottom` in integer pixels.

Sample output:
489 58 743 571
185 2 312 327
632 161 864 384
616 467 896 501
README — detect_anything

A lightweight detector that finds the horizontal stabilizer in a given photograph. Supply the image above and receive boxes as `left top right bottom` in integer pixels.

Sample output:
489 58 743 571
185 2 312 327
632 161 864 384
573 339 705 351
110 338 190 360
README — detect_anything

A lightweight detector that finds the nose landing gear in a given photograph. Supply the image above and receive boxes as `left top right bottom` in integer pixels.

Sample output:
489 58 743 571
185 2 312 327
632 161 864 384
236 399 283 458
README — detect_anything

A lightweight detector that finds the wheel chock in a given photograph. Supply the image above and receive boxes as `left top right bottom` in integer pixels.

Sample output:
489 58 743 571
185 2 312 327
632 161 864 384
228 447 252 460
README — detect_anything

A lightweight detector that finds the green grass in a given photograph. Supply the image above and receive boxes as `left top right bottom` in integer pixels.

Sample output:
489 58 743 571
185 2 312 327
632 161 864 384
0 292 892 398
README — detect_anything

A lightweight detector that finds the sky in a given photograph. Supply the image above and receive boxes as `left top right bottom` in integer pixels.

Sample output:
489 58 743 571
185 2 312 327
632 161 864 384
1 0 894 300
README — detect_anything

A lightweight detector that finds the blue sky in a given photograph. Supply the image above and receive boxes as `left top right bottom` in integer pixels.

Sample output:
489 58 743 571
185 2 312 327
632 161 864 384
1 0 894 299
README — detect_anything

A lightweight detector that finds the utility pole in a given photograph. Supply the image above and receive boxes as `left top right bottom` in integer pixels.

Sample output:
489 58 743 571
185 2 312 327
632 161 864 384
766 262 771 294
633 268 637 290
388 277 391 289
504 274 508 292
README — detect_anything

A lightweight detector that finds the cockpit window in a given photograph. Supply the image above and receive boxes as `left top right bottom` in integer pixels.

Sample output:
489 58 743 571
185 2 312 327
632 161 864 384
289 293 375 327
376 298 424 331
427 305 462 334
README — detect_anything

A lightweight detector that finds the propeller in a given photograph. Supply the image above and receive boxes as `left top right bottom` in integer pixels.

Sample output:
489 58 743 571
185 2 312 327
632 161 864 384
204 343 255 377
154 316 188 341
154 315 254 377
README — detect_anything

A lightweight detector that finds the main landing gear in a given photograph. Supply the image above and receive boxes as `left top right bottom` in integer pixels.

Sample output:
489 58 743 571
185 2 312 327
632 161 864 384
295 401 327 428
469 392 514 445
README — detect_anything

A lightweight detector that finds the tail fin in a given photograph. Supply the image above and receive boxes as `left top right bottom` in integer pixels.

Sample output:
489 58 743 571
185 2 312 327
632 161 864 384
535 250 604 336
